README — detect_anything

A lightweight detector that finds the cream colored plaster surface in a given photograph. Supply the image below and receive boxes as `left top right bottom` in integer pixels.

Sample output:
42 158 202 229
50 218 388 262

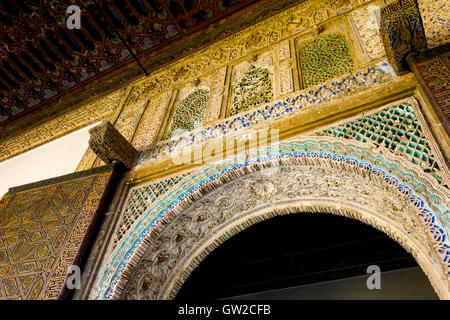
0 122 100 197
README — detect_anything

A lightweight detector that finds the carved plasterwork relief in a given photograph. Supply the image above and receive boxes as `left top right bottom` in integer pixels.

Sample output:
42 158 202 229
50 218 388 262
277 40 296 96
418 0 450 49
91 138 450 300
1 0 396 165
118 162 449 300
115 102 147 142
350 6 386 61
0 87 130 163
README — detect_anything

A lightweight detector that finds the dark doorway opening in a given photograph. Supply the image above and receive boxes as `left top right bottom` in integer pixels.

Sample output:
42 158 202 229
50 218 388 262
176 212 437 299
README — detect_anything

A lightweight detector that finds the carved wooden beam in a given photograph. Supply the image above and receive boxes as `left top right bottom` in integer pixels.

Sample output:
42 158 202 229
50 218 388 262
407 43 450 136
89 122 139 170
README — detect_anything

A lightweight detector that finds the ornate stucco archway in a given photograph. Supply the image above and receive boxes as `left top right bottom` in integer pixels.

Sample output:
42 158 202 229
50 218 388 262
91 138 450 300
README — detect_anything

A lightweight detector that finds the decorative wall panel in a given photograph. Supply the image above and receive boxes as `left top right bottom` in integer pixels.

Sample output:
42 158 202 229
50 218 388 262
418 0 450 49
230 53 274 116
410 53 450 136
132 91 172 149
114 101 147 142
315 99 449 185
350 6 386 61
119 162 448 299
380 0 428 74
0 165 119 299
168 86 210 138
138 62 396 166
277 40 295 96
298 32 354 87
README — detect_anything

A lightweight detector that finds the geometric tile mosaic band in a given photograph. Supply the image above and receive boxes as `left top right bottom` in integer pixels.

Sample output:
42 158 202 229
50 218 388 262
113 173 191 248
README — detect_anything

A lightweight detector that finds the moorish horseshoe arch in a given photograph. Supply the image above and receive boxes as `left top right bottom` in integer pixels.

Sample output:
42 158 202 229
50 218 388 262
92 138 450 300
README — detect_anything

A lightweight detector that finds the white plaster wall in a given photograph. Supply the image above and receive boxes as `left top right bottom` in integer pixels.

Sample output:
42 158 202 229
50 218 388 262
0 122 100 198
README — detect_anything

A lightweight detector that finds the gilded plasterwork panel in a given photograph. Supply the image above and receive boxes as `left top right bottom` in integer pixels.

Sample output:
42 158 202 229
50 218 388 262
277 40 296 95
0 88 129 163
114 102 147 142
205 67 228 123
1 0 394 164
0 166 117 300
132 91 173 150
350 5 386 61
418 0 450 49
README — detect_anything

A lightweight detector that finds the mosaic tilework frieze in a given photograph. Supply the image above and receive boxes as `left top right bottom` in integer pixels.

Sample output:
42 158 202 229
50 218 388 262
137 62 396 166
418 0 450 49
314 100 448 185
0 166 117 300
113 173 191 248
132 91 172 149
298 32 355 88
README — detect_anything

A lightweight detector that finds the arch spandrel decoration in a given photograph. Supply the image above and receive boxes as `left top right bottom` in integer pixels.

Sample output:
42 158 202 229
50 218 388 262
91 137 450 300
314 99 449 185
